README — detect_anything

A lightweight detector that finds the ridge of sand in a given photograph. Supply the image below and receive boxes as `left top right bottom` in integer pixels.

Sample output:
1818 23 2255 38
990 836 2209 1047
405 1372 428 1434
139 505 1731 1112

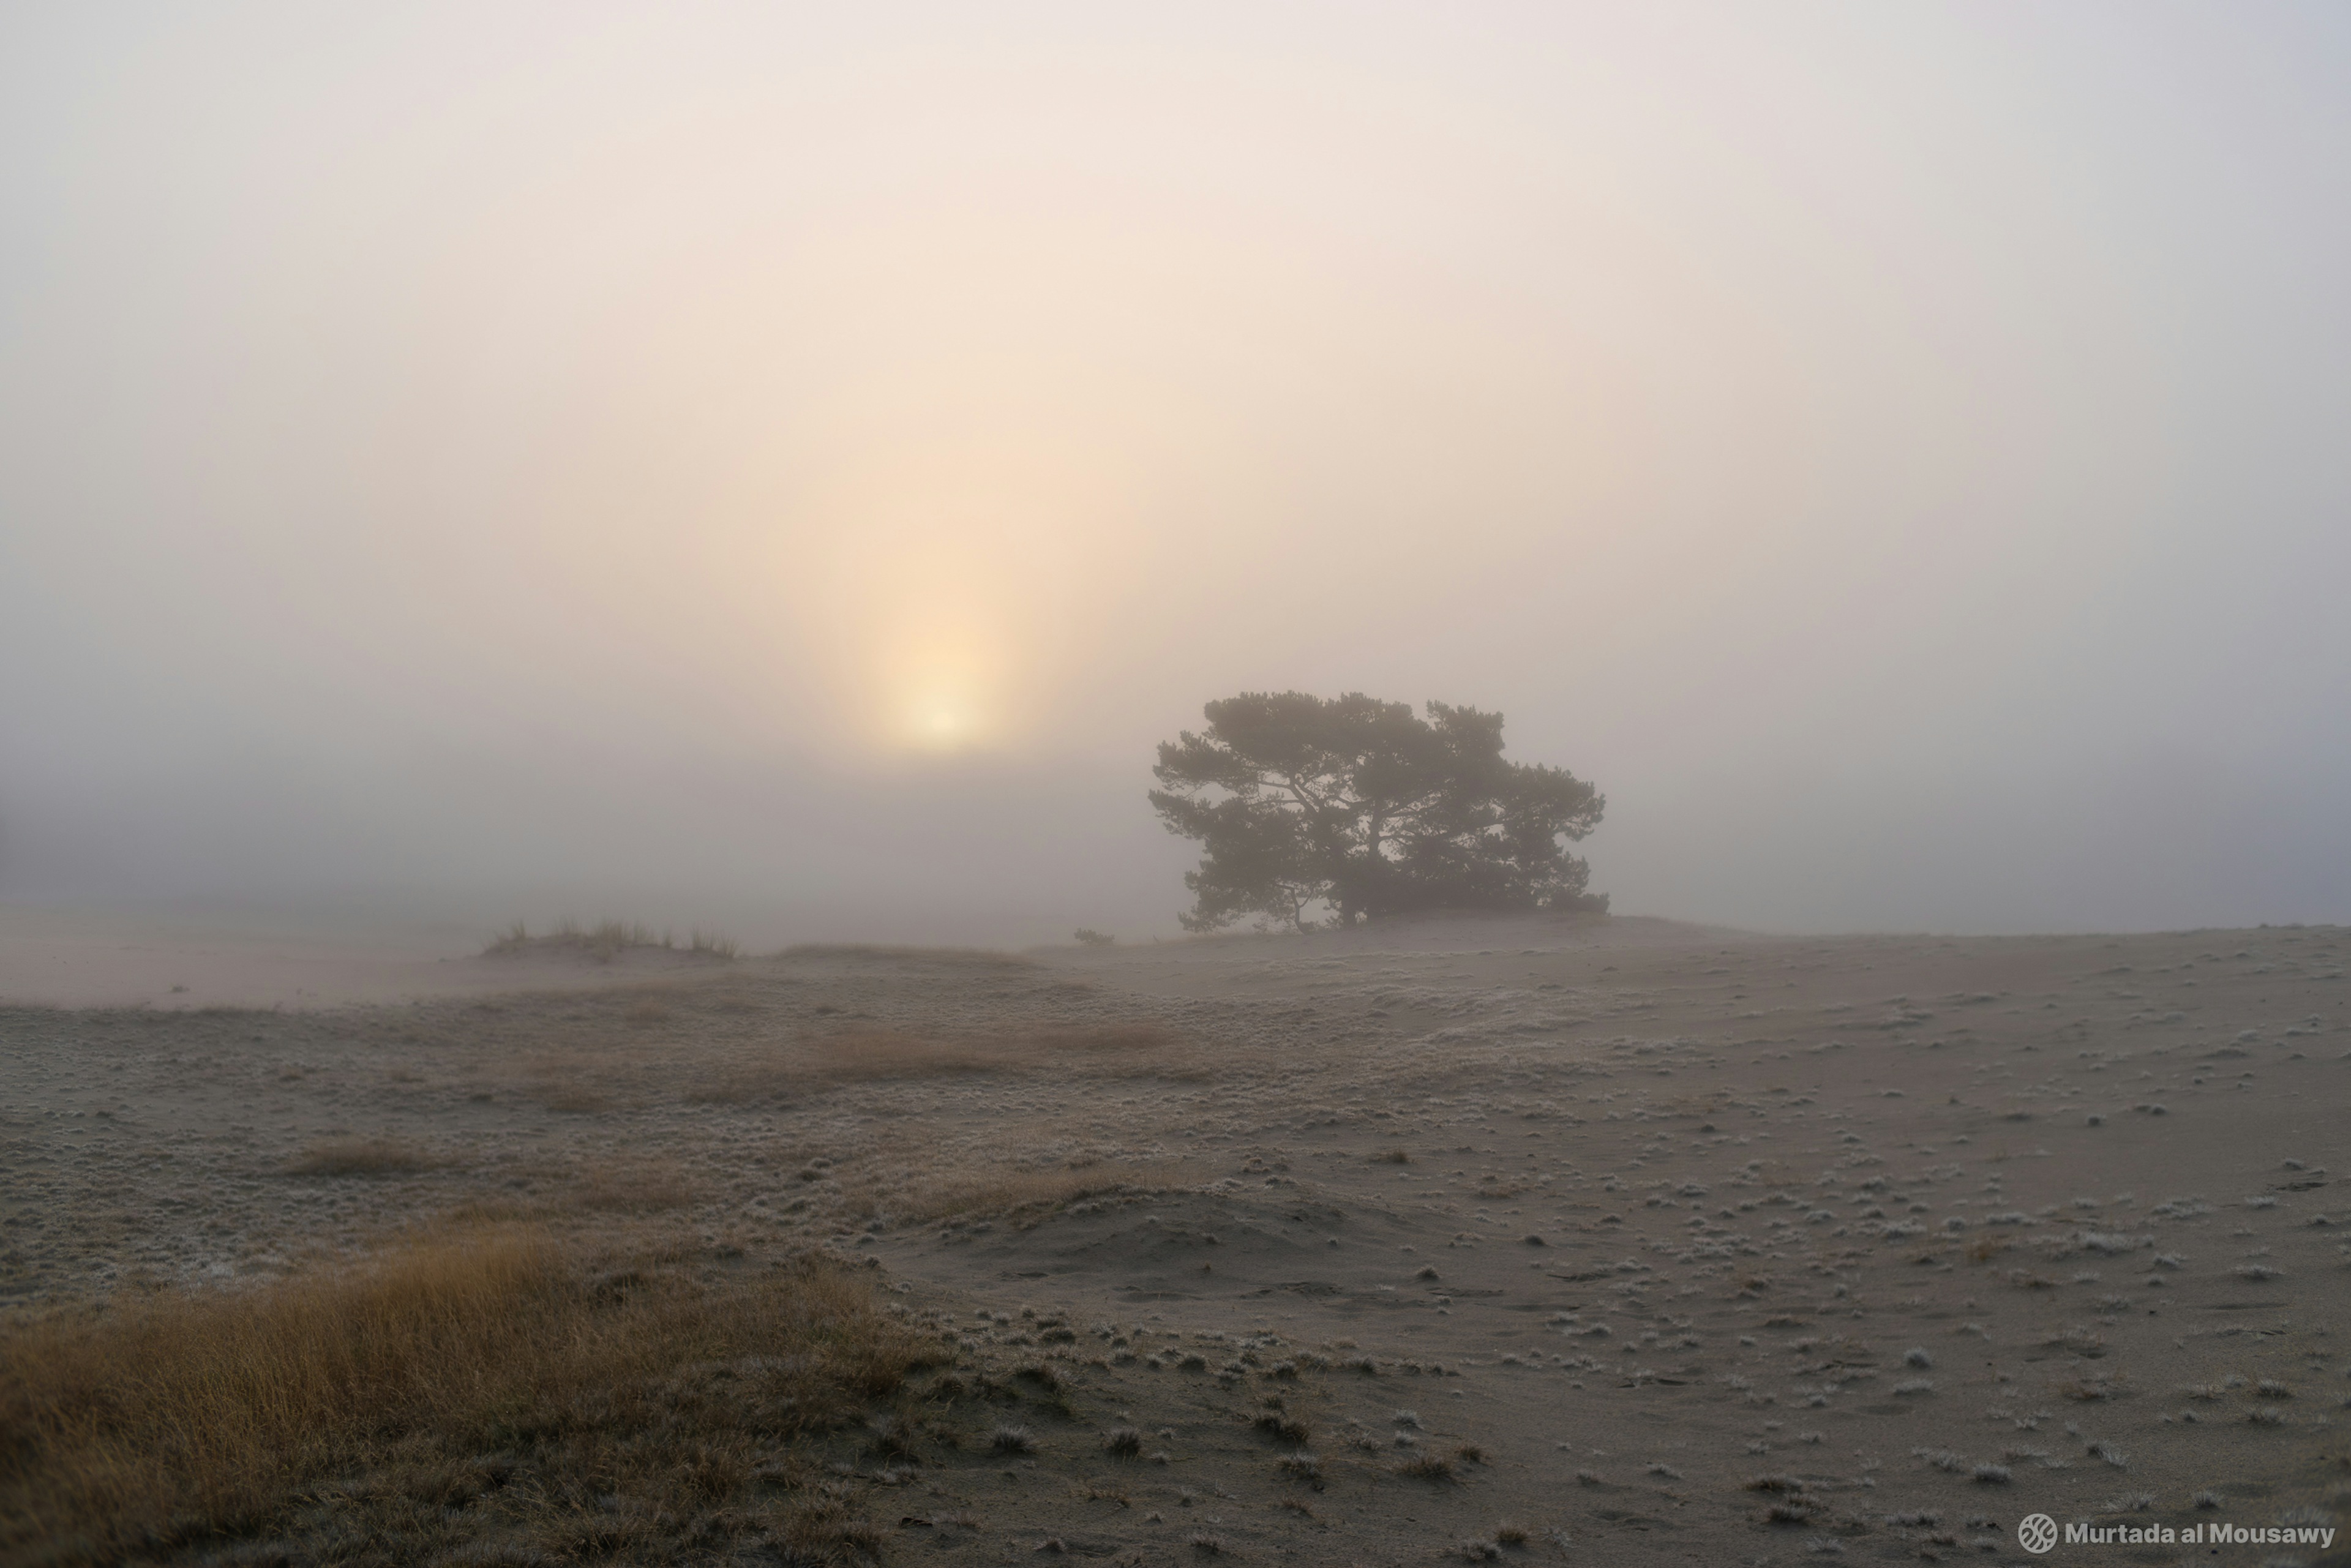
0 904 736 1010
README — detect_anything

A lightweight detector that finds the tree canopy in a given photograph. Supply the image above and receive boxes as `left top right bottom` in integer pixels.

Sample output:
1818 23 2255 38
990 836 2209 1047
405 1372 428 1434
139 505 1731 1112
1149 691 1605 932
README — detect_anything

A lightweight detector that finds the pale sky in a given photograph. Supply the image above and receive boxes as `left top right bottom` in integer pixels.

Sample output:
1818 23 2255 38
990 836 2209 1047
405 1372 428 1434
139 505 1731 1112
3 2 2347 943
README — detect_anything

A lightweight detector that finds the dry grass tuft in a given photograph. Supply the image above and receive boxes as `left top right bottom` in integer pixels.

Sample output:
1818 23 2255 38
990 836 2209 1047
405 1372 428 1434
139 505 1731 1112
685 928 742 960
1965 1234 2010 1264
482 918 538 956
1253 1411 1312 1446
283 1136 433 1177
0 1229 934 1564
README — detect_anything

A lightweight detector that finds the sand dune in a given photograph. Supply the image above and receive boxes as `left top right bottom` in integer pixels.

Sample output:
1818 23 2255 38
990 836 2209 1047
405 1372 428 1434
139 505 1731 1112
4 913 2347 1562
0 906 741 1011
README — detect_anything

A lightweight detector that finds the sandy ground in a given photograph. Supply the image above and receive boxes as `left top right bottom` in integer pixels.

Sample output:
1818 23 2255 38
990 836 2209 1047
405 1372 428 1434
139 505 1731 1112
0 905 746 1011
6 912 2350 1564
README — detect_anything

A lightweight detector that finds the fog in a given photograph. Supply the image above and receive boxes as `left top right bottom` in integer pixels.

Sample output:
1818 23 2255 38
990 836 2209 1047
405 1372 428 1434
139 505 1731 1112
4 2 2347 947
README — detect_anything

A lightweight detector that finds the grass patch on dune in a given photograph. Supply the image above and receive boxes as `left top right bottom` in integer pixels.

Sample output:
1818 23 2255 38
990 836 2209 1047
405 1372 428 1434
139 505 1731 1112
485 920 739 962
0 1228 937 1566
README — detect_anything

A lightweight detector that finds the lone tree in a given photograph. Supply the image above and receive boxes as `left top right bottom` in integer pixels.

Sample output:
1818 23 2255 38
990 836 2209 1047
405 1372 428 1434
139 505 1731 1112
1150 691 1605 932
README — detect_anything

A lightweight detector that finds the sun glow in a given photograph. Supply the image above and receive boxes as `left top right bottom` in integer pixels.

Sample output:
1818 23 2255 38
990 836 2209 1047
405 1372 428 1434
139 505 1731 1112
872 620 1010 755
900 679 989 753
779 416 1146 760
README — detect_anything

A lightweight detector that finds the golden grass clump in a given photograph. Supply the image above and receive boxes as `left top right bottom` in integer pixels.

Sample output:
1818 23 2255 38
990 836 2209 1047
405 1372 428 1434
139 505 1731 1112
0 1229 937 1564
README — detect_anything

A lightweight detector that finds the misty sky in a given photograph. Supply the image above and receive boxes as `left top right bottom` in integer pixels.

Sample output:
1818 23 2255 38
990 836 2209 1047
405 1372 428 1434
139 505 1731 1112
3 3 2347 945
